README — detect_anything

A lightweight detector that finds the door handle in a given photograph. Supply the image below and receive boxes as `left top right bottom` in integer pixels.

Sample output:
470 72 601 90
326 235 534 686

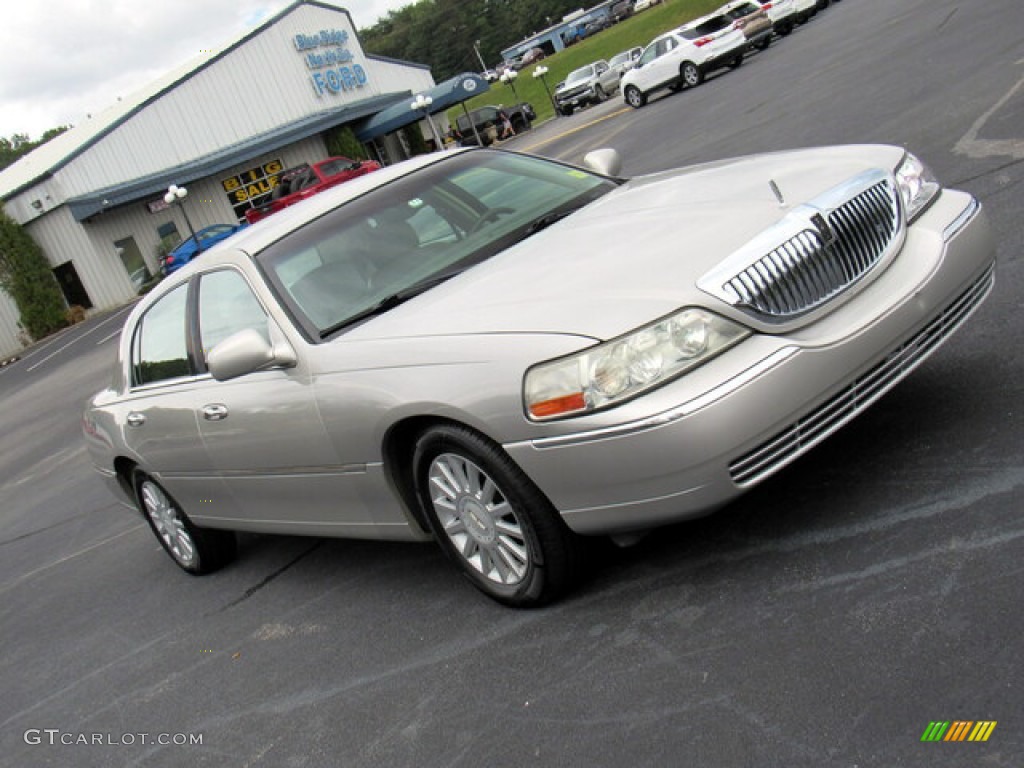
126 412 146 427
202 404 229 421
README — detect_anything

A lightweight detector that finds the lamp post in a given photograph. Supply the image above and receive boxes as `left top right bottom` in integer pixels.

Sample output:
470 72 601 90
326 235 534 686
533 65 556 114
473 40 487 72
500 68 519 101
410 93 443 151
163 184 198 247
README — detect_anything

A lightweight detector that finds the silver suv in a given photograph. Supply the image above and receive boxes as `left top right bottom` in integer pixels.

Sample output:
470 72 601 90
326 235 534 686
554 60 621 116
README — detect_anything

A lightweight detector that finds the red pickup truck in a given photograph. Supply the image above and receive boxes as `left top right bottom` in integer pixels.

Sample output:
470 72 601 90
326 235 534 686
245 156 381 224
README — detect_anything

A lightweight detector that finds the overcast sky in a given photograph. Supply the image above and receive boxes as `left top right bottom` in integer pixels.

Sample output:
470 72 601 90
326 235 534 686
0 0 410 141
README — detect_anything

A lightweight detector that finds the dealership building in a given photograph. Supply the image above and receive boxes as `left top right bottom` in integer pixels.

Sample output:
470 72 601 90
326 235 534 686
0 0 488 358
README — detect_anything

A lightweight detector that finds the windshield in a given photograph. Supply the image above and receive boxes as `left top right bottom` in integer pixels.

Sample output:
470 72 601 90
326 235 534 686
256 151 618 338
565 65 596 85
609 53 630 67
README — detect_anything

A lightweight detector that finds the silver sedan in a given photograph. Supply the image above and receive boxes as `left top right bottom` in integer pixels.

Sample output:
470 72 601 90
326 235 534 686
83 146 996 606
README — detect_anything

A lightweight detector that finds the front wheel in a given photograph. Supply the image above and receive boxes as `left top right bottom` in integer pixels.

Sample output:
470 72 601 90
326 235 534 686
413 425 580 607
624 85 647 108
594 85 606 103
133 470 236 574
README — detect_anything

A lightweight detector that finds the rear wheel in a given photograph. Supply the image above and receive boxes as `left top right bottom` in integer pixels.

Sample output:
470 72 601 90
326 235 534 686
755 35 771 51
413 425 580 607
728 53 744 69
681 61 703 87
624 85 647 108
133 470 236 574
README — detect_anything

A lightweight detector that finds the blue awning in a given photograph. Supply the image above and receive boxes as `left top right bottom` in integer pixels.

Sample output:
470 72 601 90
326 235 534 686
354 73 490 142
67 91 409 222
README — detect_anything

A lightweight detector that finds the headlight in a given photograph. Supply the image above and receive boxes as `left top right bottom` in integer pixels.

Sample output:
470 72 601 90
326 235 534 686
895 152 940 222
524 308 750 420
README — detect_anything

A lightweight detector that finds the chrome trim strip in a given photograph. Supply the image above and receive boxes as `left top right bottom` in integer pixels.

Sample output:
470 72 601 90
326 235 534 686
161 464 367 479
943 197 981 242
729 264 995 486
528 347 798 450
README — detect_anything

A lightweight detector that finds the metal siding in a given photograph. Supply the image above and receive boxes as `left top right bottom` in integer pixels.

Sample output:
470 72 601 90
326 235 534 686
27 207 135 310
0 291 24 359
58 5 383 198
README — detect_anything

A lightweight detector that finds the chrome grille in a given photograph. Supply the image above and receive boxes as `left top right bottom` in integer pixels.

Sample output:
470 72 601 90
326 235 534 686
729 265 994 486
725 179 899 320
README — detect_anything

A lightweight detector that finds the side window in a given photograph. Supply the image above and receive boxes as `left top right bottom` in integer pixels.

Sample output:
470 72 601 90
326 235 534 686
197 270 269 360
639 45 658 66
133 284 191 386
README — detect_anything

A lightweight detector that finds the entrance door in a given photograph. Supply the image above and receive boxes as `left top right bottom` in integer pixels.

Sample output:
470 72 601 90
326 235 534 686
52 262 91 308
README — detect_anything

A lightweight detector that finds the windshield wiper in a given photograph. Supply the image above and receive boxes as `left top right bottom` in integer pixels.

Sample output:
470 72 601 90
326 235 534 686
318 270 464 338
517 206 584 242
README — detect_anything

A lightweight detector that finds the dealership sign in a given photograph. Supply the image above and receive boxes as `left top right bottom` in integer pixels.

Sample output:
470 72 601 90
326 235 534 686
294 29 368 97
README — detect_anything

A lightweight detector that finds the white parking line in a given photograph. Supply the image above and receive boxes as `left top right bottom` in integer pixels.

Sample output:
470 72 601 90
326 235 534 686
25 307 132 372
96 328 122 346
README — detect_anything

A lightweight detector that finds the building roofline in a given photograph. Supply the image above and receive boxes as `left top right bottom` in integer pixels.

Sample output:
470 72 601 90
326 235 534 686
1 1 364 201
66 90 409 222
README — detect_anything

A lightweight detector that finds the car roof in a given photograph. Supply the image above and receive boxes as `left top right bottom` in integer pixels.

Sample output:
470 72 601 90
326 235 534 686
212 149 473 257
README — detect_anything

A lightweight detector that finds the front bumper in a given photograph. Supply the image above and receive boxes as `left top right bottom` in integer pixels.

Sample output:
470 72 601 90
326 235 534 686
504 190 995 535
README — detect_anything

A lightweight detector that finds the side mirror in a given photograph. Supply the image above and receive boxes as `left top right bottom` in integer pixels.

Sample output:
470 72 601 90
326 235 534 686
207 324 297 382
582 148 623 178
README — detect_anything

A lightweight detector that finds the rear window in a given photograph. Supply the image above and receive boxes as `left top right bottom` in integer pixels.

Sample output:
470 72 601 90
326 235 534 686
681 15 731 38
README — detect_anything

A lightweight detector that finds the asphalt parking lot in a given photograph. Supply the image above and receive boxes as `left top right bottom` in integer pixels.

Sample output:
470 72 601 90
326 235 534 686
3 0 1023 765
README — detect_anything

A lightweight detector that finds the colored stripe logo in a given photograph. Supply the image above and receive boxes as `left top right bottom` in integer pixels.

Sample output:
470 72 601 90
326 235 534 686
921 721 997 742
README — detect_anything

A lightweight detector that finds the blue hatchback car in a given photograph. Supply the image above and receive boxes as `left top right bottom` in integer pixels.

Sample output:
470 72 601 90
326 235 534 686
161 223 247 275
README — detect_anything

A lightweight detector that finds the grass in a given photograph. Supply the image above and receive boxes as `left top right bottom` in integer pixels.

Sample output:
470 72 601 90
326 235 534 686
446 0 724 127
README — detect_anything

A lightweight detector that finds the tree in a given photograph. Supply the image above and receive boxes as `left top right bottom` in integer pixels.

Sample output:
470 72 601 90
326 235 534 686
0 211 67 341
0 126 70 172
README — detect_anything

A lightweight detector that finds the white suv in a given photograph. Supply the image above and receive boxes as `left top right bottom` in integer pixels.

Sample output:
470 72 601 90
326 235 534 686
621 13 748 108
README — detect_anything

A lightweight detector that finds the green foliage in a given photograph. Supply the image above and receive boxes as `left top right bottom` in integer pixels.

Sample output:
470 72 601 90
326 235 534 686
0 126 70 172
0 211 67 340
324 124 371 160
448 0 723 126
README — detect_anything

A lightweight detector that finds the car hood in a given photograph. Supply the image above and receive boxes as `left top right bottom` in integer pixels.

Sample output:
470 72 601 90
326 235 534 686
350 145 907 343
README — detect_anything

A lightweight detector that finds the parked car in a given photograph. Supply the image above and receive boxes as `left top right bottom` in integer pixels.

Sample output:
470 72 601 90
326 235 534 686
455 103 535 146
554 60 621 115
245 157 381 224
84 145 995 606
481 69 499 83
759 0 799 36
792 0 819 24
633 0 662 11
718 0 774 51
161 223 246 275
518 48 546 69
610 0 634 22
609 47 644 77
621 13 748 108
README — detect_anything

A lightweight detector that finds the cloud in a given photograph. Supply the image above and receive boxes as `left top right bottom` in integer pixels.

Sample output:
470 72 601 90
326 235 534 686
0 0 410 139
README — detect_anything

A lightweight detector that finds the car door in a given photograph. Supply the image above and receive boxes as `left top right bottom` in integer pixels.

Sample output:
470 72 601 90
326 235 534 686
121 281 227 513
190 267 385 536
642 35 682 89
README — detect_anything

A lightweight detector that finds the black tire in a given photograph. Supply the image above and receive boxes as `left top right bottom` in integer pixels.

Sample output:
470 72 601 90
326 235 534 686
561 105 574 116
413 424 580 607
681 61 704 88
133 470 236 575
594 85 606 103
624 85 646 108
728 53 744 69
755 35 771 51
778 20 794 35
